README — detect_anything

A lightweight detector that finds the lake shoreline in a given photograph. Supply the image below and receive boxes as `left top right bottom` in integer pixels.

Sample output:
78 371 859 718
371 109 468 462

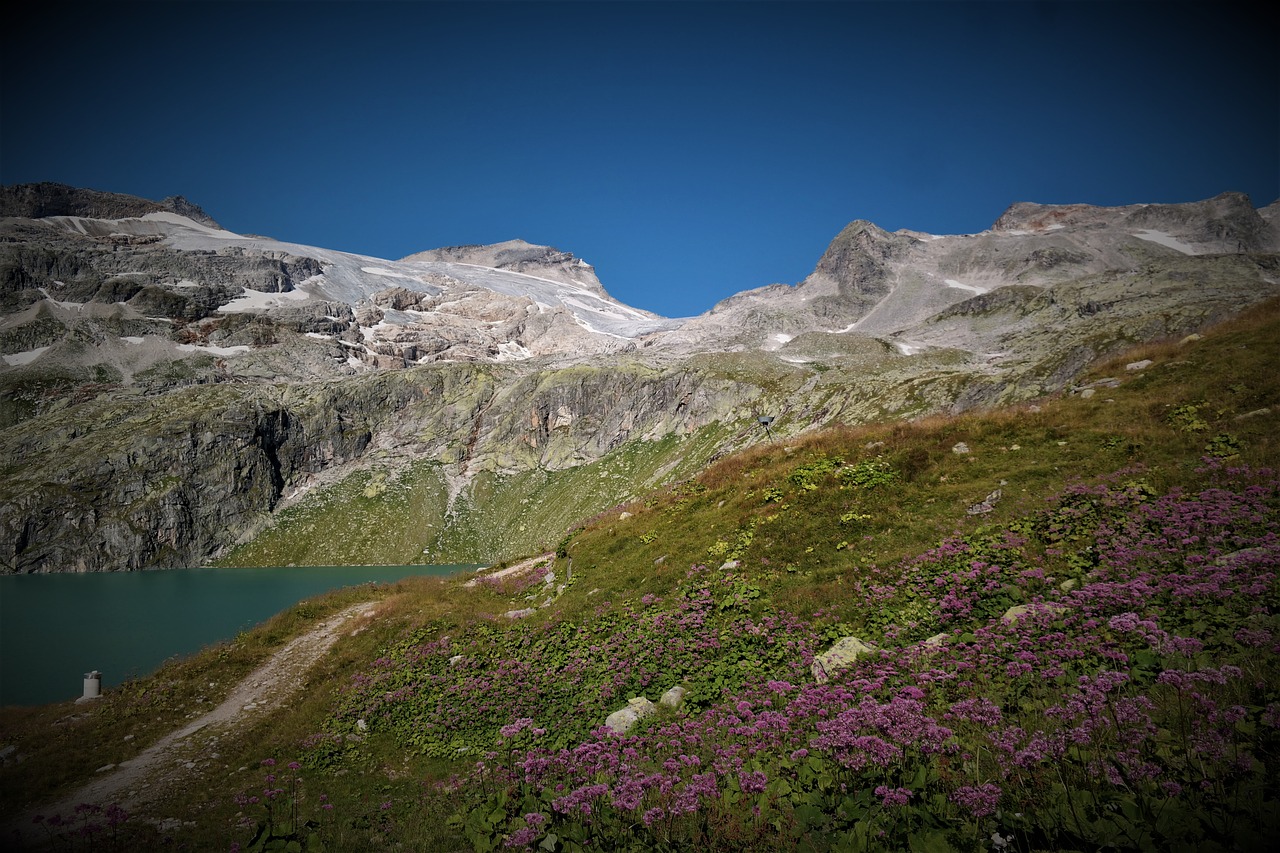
0 563 479 706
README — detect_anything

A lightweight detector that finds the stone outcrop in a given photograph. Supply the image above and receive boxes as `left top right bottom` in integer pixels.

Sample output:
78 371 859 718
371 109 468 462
0 376 423 572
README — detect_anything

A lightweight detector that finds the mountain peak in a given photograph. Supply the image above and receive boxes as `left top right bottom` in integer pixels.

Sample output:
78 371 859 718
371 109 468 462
401 239 606 295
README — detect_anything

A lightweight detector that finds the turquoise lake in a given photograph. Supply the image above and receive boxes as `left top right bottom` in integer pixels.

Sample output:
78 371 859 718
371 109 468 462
0 564 478 706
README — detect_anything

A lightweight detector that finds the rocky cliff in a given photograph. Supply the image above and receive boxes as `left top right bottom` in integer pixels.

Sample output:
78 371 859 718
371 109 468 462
2 184 1277 571
0 182 219 227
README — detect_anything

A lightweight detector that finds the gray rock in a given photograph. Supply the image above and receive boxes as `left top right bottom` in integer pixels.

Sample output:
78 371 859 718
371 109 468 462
952 442 971 454
1001 603 1068 624
1125 359 1153 371
504 608 536 619
966 489 1002 515
812 636 877 683
1214 547 1271 566
605 696 657 734
659 685 686 709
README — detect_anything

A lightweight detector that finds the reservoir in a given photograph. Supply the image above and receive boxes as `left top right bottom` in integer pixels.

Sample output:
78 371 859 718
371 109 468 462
0 564 477 706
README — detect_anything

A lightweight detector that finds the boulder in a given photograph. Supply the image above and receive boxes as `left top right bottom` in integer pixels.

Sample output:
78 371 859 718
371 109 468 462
659 685 686 709
1001 603 1067 624
811 636 877 683
1214 547 1271 566
605 696 657 733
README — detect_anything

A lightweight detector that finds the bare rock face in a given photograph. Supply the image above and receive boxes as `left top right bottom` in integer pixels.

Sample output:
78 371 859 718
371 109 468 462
0 182 220 228
803 220 918 305
994 191 1277 254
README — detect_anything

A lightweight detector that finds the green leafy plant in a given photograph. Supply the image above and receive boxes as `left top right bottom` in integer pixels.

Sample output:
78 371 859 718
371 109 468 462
1205 432 1242 458
837 457 898 489
1167 402 1209 433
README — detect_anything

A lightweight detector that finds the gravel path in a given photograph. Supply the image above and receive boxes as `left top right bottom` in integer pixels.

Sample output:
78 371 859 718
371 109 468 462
5 601 380 842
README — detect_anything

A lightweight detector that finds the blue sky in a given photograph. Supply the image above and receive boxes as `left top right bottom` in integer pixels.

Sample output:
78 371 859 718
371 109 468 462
2 1 1276 318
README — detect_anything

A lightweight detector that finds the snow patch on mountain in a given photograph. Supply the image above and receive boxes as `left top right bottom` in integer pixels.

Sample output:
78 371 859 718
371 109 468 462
219 287 315 312
177 343 252 357
945 279 989 295
3 346 51 366
762 333 794 351
1132 230 1198 254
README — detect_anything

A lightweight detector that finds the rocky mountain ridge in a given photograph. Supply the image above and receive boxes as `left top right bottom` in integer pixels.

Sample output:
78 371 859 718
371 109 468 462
671 191 1279 352
0 182 219 228
2 184 1277 571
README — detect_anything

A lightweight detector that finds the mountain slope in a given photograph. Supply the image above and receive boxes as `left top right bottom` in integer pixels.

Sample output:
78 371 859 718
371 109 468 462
1 184 1277 572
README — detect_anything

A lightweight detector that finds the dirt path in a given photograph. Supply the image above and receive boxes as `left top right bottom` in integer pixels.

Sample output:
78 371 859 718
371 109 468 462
463 552 553 588
6 600 380 839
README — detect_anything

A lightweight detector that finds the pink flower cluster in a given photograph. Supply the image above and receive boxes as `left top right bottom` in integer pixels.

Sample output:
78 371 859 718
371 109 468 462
446 466 1280 849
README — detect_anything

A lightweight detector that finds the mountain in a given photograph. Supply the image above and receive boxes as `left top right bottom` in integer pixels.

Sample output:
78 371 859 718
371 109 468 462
1 183 1277 572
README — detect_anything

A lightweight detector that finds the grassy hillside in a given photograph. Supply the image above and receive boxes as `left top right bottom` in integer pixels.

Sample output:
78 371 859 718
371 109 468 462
217 425 743 567
2 299 1277 851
